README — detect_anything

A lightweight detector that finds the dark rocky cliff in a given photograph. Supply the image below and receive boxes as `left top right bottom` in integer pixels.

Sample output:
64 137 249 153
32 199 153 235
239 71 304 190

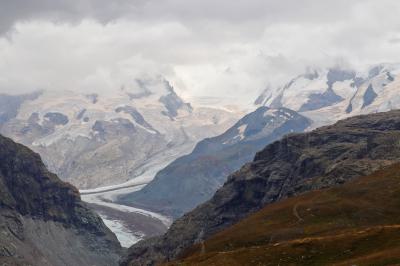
0 135 121 265
122 110 400 266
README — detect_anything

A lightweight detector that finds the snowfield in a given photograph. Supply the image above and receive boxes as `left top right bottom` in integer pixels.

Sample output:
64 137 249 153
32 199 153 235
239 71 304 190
100 214 144 248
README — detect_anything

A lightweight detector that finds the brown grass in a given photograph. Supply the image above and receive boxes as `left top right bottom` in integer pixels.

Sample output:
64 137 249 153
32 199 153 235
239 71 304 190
164 163 400 266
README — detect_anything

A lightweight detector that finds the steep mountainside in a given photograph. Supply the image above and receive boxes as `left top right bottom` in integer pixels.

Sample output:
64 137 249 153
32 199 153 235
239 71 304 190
0 77 240 188
167 163 400 266
119 107 311 218
122 110 400 266
0 135 121 265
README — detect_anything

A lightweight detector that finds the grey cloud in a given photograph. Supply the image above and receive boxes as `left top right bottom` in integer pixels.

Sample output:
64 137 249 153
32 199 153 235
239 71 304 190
0 0 369 35
0 0 145 34
141 0 364 23
389 38 400 44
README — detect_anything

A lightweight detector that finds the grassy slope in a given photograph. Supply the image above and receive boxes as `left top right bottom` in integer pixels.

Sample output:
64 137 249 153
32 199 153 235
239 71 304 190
166 163 400 266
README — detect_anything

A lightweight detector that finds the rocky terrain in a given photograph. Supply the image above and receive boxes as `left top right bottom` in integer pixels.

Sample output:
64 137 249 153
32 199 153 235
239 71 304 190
121 110 400 266
0 134 121 265
120 107 311 218
167 162 400 265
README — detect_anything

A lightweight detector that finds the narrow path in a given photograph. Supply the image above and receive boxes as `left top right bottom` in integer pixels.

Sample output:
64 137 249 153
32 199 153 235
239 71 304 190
274 224 400 245
211 224 400 256
292 203 304 223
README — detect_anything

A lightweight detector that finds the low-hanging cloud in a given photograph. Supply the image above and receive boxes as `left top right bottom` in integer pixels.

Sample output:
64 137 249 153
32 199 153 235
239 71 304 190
0 0 400 108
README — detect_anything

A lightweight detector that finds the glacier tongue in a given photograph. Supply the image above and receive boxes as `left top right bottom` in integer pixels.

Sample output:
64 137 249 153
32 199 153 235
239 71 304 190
100 214 144 248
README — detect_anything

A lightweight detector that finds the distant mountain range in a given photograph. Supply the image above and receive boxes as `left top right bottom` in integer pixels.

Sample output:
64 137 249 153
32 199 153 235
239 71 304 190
0 77 241 189
1 64 398 192
255 63 400 127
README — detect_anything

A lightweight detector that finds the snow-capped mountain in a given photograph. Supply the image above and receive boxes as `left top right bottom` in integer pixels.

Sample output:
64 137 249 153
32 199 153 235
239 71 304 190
256 63 400 128
345 64 400 114
255 68 358 112
0 77 241 189
119 106 311 218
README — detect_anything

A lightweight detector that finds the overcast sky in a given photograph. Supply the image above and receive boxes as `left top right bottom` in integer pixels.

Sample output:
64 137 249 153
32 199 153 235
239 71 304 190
1 0 400 107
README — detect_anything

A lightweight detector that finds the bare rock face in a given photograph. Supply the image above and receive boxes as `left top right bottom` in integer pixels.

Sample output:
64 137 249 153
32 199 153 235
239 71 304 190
121 110 400 266
0 135 121 266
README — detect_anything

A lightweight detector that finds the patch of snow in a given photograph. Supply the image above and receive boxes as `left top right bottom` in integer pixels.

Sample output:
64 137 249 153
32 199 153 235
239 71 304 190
263 109 277 117
282 111 294 118
280 73 329 111
100 214 144 248
332 80 356 99
236 124 247 140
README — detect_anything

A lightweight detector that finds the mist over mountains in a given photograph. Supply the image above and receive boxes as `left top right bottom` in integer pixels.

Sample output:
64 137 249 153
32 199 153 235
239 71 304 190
2 1 400 265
